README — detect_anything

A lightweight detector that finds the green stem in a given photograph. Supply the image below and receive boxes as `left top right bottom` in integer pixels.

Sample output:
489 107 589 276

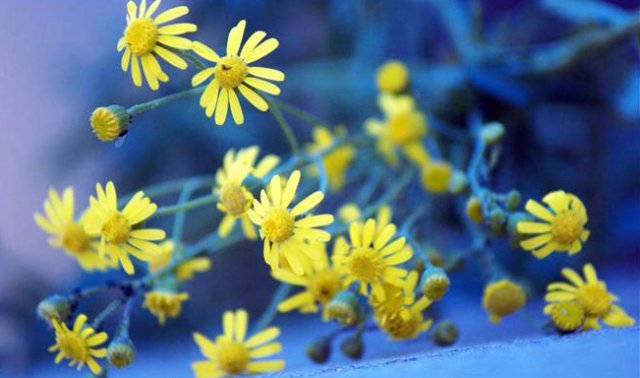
172 48 209 71
155 193 217 217
127 86 205 117
273 99 331 128
171 180 202 258
91 299 123 329
265 96 300 154
119 175 214 207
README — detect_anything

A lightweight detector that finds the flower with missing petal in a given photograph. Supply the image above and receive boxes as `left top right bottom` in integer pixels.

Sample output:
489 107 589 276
84 181 166 275
517 190 590 258
544 263 634 330
191 20 285 125
48 314 108 375
192 309 284 377
248 170 334 275
118 0 197 90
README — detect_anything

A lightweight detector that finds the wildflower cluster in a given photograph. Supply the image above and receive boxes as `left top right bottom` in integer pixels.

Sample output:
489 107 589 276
35 1 636 376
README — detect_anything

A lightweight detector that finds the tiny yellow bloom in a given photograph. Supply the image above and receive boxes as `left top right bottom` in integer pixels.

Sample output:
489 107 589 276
337 203 362 223
118 0 197 89
191 20 285 125
147 241 212 281
90 105 130 142
272 240 345 314
365 94 428 166
48 314 108 375
370 270 419 316
465 196 484 224
376 297 433 340
215 146 280 240
34 187 113 271
305 126 356 192
192 309 284 377
143 290 190 325
248 170 334 275
420 161 453 194
333 218 412 301
517 190 590 258
544 263 635 330
84 181 166 275
376 60 410 94
482 279 526 323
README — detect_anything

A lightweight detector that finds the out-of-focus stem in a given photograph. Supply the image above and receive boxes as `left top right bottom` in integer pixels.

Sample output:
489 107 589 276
127 86 204 116
266 96 300 154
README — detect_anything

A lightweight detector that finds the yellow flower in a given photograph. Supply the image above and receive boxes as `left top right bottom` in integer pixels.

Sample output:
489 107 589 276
420 161 453 194
517 190 590 258
376 60 410 94
143 290 190 325
370 270 419 316
544 263 635 330
84 181 166 275
48 314 108 375
191 20 285 125
465 196 484 224
548 301 585 332
34 187 112 271
305 126 356 192
147 241 212 281
192 309 284 377
272 240 345 314
376 297 433 340
482 279 526 323
248 170 334 275
333 218 412 301
215 146 280 240
90 105 130 142
117 0 197 90
337 203 362 223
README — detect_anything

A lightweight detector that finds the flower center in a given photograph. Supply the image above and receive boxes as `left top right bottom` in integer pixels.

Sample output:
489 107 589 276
347 248 384 283
262 208 295 243
217 340 250 374
58 332 88 362
103 213 131 244
485 283 525 317
388 111 425 144
576 284 611 316
61 223 91 254
383 311 419 339
125 18 158 55
220 184 251 217
309 270 342 304
550 301 585 332
215 56 248 88
551 212 583 245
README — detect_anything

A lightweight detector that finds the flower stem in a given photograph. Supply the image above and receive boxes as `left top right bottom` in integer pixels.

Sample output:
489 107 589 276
265 96 300 154
127 86 205 117
171 179 202 258
172 49 209 71
155 193 217 217
272 98 331 128
92 299 123 329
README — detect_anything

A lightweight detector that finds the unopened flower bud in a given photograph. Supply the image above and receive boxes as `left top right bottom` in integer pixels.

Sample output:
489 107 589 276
506 211 530 240
465 197 484 224
90 105 130 142
37 294 72 324
480 122 505 145
433 320 459 346
489 208 507 235
505 190 521 211
306 337 331 363
107 336 136 368
420 266 450 301
324 291 362 326
340 332 363 360
448 171 469 195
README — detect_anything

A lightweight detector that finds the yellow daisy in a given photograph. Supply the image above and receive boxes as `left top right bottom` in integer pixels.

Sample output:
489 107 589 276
517 190 590 258
215 146 280 240
148 240 212 281
370 270 419 316
248 170 334 275
332 218 412 301
34 187 112 271
376 296 433 341
143 290 190 325
48 314 108 375
544 263 635 330
305 126 356 192
117 0 197 90
272 240 345 314
365 94 428 166
84 181 166 275
192 309 284 377
191 20 285 125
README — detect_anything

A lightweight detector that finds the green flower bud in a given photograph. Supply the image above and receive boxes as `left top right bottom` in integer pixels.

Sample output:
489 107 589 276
340 332 363 360
480 122 505 145
433 320 459 346
489 208 507 235
37 294 72 324
505 190 521 211
306 337 331 363
448 171 469 195
420 266 450 301
107 336 136 368
90 105 130 142
324 291 362 326
506 211 531 240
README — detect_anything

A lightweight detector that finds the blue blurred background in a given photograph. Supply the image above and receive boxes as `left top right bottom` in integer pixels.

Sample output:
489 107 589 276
0 0 638 376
